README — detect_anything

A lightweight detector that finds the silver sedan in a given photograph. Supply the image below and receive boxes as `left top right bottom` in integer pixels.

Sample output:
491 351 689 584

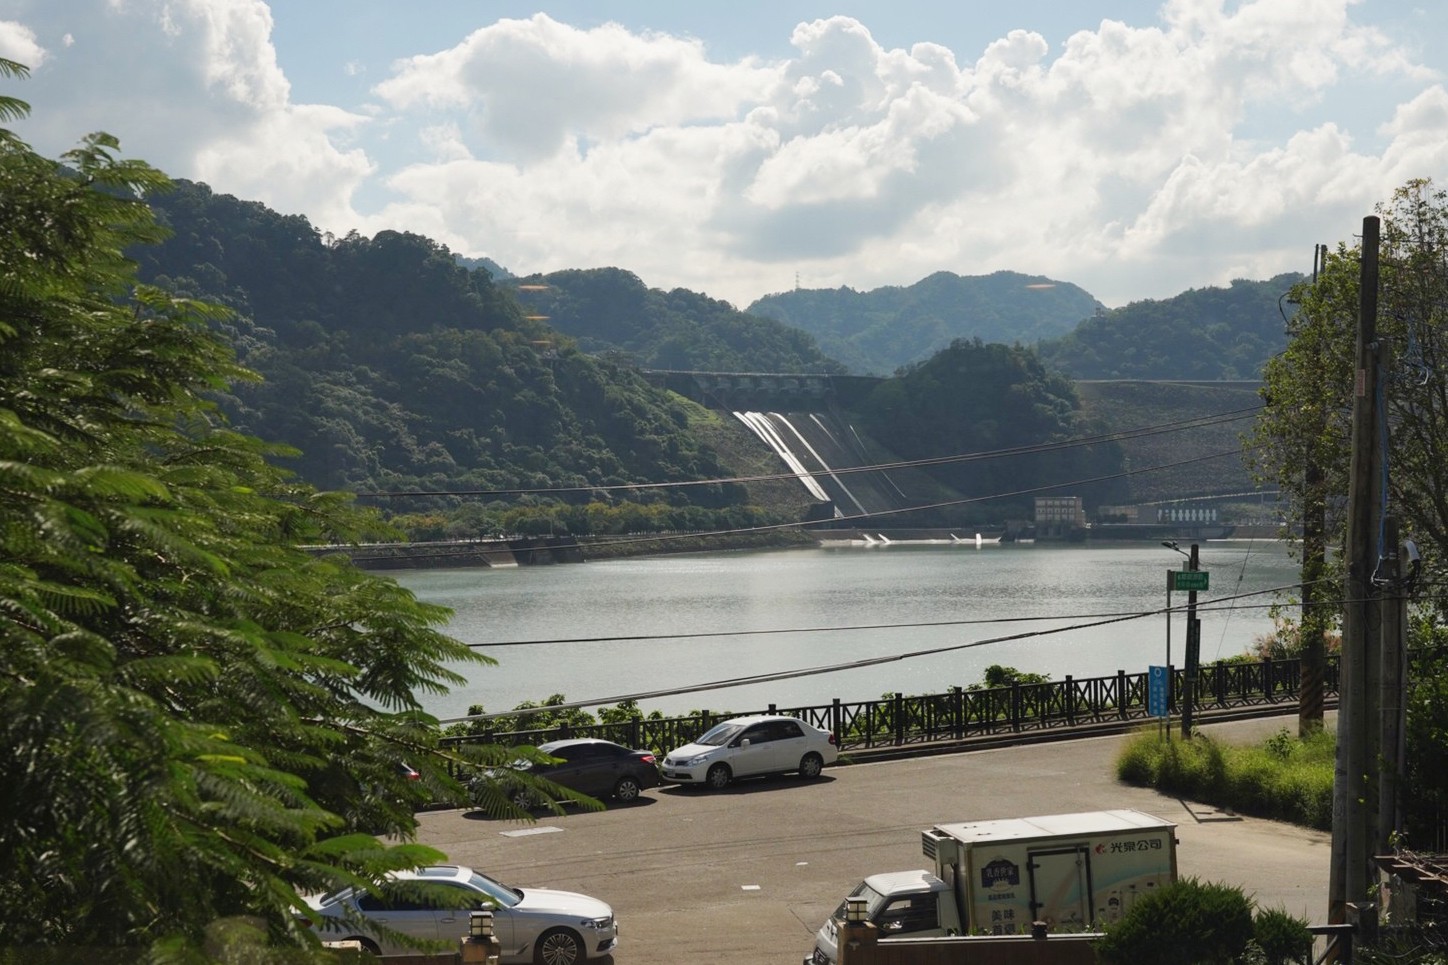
305 864 618 964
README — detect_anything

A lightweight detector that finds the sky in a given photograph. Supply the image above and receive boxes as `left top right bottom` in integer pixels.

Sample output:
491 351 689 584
1 1 1445 310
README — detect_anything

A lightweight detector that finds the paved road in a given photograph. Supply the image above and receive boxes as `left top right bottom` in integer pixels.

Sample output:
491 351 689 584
415 715 1331 964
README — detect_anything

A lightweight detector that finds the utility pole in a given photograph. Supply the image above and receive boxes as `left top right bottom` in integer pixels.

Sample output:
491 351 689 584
1378 516 1405 853
1301 243 1328 737
1181 543 1201 738
1329 215 1381 924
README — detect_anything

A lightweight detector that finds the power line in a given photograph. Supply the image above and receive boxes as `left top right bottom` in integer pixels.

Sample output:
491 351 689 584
437 573 1332 718
357 405 1262 499
462 581 1332 648
347 439 1264 565
562 444 1259 555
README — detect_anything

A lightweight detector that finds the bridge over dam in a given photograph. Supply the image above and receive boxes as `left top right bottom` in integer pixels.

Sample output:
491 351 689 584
641 369 885 410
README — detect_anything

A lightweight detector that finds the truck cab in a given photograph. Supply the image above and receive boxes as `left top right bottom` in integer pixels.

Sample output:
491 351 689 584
806 869 948 965
806 810 1177 965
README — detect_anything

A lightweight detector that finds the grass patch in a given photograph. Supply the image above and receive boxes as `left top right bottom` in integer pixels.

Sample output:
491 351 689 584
1115 726 1334 831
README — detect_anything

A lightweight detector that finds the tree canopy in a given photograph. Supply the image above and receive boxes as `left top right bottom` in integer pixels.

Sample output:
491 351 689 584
1036 275 1303 380
0 62 516 958
1248 178 1448 845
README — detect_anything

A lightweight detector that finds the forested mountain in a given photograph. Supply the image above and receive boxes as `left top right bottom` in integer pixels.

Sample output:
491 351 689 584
133 180 1274 538
135 181 783 536
1035 275 1302 379
746 270 1104 375
513 267 846 373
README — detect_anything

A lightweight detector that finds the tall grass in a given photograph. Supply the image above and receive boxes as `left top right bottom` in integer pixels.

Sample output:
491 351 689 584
1116 726 1335 830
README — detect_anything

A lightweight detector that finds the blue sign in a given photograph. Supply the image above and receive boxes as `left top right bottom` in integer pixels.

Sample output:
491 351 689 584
1148 665 1169 717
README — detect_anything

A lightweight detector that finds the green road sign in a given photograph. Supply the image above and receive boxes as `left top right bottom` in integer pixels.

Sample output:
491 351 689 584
1170 570 1209 592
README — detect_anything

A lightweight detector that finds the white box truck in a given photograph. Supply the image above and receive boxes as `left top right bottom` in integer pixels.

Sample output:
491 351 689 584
806 809 1177 965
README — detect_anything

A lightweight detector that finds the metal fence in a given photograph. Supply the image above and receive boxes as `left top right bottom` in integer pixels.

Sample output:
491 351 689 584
442 655 1342 756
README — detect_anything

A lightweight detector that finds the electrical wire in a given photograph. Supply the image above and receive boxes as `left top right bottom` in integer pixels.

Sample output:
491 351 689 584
345 441 1262 564
434 579 1337 721
461 580 1335 648
356 405 1263 499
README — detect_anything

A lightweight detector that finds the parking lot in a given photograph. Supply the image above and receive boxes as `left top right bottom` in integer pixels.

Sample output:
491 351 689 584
415 715 1331 964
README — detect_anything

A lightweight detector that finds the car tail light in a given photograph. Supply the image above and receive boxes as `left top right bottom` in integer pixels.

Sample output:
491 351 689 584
829 734 837 745
638 753 657 764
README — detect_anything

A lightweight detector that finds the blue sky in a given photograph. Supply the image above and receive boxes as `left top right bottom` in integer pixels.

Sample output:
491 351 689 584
2 1 1445 309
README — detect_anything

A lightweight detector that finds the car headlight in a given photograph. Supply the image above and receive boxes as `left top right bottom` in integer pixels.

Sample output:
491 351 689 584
580 916 613 930
685 753 713 766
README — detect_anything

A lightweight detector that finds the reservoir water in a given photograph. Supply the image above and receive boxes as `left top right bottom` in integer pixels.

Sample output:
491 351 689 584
394 539 1304 723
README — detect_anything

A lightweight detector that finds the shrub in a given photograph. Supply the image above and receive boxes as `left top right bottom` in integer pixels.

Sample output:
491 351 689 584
1252 906 1313 965
1115 727 1334 831
1095 877 1255 965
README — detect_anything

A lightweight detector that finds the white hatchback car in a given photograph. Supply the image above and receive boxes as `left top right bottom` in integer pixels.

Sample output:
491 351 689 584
660 714 838 789
305 864 618 964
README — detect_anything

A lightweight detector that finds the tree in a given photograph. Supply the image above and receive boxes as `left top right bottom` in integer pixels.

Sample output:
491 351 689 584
1248 179 1448 836
0 61 526 957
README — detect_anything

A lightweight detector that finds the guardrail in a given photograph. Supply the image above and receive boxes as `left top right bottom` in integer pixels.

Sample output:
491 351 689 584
442 654 1341 755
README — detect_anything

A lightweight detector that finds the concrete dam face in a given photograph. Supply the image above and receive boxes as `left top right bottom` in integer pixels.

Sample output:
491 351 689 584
733 410 927 521
641 370 942 522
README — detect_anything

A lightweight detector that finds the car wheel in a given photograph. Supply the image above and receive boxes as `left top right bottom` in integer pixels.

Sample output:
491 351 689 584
512 788 535 810
798 752 825 779
613 775 642 802
534 926 583 965
706 763 732 790
350 937 381 957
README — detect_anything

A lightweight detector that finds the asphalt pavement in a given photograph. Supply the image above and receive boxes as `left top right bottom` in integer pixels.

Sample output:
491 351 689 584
414 713 1332 964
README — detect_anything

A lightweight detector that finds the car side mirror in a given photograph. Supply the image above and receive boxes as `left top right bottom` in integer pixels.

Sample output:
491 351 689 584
738 738 750 748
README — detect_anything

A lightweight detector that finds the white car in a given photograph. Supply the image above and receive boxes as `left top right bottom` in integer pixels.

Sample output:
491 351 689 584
661 714 838 789
304 864 618 964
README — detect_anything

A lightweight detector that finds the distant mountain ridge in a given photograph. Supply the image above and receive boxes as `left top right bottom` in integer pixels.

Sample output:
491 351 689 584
746 270 1104 375
511 267 846 373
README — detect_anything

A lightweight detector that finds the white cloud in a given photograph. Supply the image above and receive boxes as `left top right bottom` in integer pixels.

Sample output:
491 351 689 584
372 13 774 163
0 0 1443 311
0 20 47 68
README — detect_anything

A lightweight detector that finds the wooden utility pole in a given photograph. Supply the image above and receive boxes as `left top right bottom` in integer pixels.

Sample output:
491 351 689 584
1301 243 1328 737
1379 515 1405 853
1329 215 1381 924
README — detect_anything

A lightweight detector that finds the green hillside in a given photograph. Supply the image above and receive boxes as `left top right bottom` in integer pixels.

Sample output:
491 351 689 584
512 267 846 373
135 181 782 537
1075 380 1264 504
1037 276 1302 379
746 270 1103 375
134 180 1276 537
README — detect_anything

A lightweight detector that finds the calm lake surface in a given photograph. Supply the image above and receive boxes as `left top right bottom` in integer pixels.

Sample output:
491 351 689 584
394 540 1304 723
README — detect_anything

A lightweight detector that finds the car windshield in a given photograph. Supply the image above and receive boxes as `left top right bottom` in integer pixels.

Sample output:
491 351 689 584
696 722 746 747
832 881 888 920
466 870 523 908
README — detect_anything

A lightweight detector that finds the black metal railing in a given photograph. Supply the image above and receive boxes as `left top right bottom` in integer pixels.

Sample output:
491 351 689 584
442 654 1343 756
